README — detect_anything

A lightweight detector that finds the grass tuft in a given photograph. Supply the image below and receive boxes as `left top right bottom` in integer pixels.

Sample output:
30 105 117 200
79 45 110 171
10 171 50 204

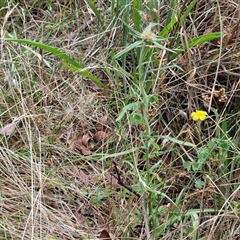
0 0 240 239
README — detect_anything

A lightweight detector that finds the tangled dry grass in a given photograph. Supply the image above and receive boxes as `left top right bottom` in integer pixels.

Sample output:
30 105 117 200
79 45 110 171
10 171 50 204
0 0 240 239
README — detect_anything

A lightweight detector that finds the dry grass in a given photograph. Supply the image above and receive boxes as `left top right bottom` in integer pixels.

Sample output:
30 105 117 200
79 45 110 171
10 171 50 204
0 0 240 239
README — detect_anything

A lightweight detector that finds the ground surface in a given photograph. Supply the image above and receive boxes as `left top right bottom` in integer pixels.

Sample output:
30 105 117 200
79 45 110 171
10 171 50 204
0 0 240 239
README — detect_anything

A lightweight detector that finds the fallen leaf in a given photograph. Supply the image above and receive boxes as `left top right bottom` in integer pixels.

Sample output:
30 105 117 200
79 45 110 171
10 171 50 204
78 144 92 156
71 167 90 184
73 209 88 226
76 134 92 155
236 190 240 200
95 116 108 131
99 230 111 240
0 122 16 136
233 168 240 181
93 131 107 143
178 109 188 120
81 203 92 216
81 134 91 147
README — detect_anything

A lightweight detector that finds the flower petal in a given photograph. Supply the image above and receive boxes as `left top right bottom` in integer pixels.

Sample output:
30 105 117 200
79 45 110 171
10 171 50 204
191 110 207 121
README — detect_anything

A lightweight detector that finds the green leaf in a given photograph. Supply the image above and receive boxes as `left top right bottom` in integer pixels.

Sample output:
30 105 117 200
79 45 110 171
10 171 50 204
144 23 160 31
114 40 143 59
187 32 222 48
119 18 142 36
120 0 131 78
97 147 140 160
152 41 176 53
195 180 205 189
180 0 199 24
165 0 176 26
5 38 106 88
208 138 218 149
160 17 178 37
4 38 82 68
85 0 103 26
197 147 210 163
170 32 222 60
158 135 196 147
148 95 158 103
183 160 192 171
161 0 198 38
61 61 106 88
132 0 142 32
192 162 203 171
116 102 139 122
129 113 142 125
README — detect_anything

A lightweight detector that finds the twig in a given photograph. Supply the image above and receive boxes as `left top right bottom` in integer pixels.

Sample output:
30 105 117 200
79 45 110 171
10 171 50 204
221 65 240 77
112 161 140 198
141 197 151 240
112 161 151 238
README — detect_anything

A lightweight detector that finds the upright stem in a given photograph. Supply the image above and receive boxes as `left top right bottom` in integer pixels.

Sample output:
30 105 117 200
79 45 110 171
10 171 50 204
138 43 151 180
138 43 152 230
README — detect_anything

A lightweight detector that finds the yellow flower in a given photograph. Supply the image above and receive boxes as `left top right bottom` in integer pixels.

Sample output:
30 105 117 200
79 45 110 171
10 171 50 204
191 110 208 121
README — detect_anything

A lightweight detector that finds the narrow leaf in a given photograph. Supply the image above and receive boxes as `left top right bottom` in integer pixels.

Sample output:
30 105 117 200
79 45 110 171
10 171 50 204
187 32 222 48
4 38 82 68
170 32 222 60
61 61 106 88
114 40 143 59
180 0 199 24
132 0 142 32
165 0 176 26
85 0 103 26
158 135 196 147
160 17 178 37
5 38 106 88
153 41 176 53
116 102 139 122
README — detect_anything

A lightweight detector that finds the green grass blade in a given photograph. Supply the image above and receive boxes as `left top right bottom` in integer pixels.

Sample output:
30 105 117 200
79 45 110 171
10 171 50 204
132 0 142 33
153 41 176 53
161 0 198 38
180 0 199 24
5 38 106 88
169 32 222 60
4 38 82 68
187 32 222 47
119 0 130 91
114 40 143 59
166 0 176 26
85 0 104 26
160 16 178 37
120 1 130 57
145 0 159 22
116 102 139 122
61 61 106 88
157 135 196 147
119 18 143 36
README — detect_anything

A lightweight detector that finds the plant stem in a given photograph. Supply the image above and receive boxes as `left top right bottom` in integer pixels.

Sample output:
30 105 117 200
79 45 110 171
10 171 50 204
138 42 153 230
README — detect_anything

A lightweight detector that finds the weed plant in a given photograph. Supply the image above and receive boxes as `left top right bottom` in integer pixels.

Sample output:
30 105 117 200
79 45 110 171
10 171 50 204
0 0 240 239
